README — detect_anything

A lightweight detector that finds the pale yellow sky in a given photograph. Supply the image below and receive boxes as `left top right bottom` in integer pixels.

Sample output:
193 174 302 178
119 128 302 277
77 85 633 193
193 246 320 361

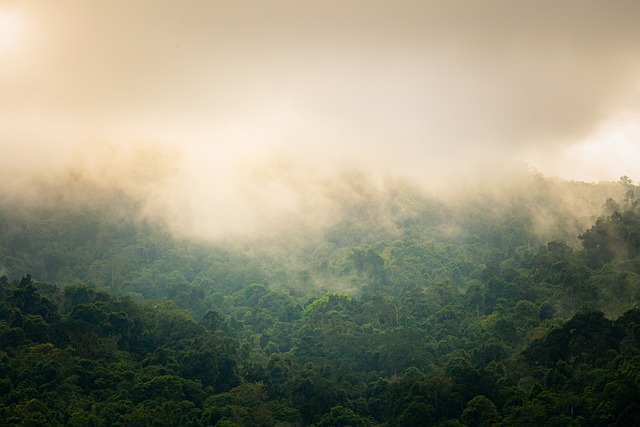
1 0 639 234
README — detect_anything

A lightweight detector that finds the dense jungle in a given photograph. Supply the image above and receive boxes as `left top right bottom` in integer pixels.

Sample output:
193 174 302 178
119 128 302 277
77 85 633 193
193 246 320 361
1 173 640 426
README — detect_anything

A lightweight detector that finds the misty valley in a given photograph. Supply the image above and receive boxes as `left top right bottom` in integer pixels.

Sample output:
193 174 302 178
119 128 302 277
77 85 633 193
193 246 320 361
1 173 640 426
3 0 640 425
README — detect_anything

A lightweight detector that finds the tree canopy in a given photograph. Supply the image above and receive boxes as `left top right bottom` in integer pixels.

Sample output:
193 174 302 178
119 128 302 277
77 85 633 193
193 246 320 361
1 174 639 425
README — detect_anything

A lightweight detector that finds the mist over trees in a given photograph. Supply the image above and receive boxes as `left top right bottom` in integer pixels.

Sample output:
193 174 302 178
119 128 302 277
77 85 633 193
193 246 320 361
1 172 640 426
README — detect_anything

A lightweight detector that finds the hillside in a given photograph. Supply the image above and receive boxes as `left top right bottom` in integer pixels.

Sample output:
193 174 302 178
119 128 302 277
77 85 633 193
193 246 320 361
1 173 640 426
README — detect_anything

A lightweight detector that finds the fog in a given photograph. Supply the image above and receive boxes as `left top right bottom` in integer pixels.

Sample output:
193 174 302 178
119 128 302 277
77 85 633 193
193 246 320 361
1 0 639 237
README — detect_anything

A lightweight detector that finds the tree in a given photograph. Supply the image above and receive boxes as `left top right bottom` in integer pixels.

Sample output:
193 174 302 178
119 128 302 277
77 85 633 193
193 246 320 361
461 395 499 427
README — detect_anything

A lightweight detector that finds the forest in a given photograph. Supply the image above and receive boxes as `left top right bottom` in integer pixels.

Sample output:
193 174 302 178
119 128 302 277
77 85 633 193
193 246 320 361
1 172 640 426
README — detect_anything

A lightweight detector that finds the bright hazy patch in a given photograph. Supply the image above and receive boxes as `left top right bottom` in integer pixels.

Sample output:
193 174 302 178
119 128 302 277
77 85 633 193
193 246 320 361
0 7 24 53
525 111 640 182
1 0 639 236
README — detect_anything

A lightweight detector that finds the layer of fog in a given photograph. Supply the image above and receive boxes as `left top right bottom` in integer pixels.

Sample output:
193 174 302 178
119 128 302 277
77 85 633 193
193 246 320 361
0 143 631 252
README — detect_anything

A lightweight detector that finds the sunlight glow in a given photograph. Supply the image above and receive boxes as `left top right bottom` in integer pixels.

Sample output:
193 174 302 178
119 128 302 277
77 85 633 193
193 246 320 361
0 8 25 53
528 112 640 183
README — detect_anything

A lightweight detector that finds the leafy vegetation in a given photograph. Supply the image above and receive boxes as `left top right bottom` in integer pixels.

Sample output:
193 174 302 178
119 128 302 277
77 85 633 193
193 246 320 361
1 174 639 426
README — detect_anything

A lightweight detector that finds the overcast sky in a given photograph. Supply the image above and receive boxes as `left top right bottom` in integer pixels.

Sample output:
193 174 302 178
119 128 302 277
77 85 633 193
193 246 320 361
1 0 639 234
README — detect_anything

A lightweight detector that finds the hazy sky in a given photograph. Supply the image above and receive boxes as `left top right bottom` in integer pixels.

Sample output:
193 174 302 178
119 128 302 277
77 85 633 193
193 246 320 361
1 0 639 234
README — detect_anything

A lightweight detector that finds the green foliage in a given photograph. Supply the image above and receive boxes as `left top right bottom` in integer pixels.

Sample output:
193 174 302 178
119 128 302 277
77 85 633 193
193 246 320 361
1 174 640 425
580 205 640 268
461 395 500 427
